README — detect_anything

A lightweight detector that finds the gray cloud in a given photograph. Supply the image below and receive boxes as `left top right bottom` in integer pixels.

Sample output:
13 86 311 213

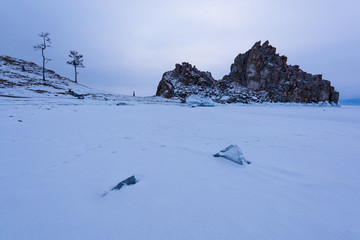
1 0 359 98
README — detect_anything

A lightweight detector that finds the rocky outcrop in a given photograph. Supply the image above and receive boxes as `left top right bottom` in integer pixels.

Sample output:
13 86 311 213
156 41 339 104
156 62 270 104
111 175 137 191
156 62 216 99
223 41 339 103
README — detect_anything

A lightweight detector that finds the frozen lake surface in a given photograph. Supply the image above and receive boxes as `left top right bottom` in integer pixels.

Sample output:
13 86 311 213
1 99 359 240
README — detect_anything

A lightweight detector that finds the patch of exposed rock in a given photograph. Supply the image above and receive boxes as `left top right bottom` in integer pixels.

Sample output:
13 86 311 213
156 41 339 104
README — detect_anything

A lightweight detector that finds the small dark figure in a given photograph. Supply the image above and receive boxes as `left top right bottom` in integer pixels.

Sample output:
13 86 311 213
133 91 135 97
21 65 26 72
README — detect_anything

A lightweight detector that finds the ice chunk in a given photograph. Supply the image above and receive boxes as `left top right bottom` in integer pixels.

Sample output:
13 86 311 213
185 95 215 107
214 145 251 165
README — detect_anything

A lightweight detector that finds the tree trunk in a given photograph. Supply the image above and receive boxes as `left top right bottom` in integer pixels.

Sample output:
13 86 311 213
75 66 77 83
42 36 46 81
42 49 45 81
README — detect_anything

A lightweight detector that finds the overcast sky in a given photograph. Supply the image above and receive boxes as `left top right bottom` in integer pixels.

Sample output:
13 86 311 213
1 0 359 99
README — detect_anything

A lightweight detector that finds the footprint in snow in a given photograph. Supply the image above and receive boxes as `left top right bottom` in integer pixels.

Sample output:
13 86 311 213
45 164 59 171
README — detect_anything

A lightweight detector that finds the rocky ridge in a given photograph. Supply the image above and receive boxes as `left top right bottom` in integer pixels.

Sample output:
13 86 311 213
156 41 339 104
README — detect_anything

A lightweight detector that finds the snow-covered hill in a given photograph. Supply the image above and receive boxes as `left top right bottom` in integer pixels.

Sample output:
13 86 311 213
0 55 177 104
0 55 104 98
1 98 359 239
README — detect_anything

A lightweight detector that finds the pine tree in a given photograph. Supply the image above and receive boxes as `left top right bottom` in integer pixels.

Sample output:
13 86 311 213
67 51 84 83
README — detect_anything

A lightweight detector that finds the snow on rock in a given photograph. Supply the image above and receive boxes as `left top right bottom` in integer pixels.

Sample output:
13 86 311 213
156 41 339 104
223 40 339 103
214 144 251 165
156 62 270 104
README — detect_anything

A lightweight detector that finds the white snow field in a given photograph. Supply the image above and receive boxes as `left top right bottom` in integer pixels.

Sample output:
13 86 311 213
0 99 360 240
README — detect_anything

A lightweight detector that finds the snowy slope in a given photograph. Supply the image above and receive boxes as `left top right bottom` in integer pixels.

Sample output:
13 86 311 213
0 56 182 105
1 99 359 240
0 55 101 98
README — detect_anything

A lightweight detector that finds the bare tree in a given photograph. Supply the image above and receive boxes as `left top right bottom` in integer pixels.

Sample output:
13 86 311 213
34 32 51 81
67 51 84 83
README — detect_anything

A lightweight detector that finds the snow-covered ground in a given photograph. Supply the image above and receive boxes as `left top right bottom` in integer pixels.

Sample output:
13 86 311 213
1 99 360 240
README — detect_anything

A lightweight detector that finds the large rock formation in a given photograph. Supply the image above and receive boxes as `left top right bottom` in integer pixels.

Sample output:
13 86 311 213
156 62 216 99
156 62 270 104
156 41 339 104
223 41 339 103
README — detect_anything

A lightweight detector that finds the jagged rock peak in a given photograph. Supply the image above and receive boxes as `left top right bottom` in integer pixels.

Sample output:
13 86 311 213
224 40 339 103
156 41 339 104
